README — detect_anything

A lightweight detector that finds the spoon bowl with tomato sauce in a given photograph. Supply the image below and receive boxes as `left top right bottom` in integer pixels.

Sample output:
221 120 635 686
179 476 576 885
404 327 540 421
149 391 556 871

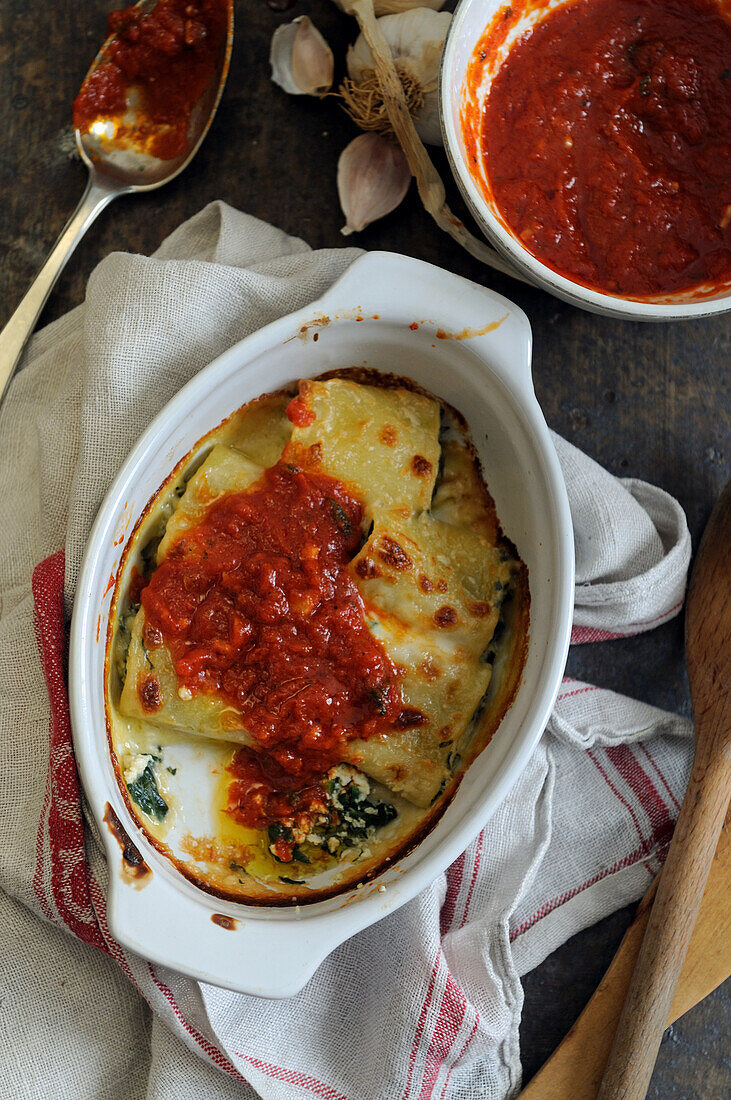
0 0 233 407
74 0 234 185
441 0 731 319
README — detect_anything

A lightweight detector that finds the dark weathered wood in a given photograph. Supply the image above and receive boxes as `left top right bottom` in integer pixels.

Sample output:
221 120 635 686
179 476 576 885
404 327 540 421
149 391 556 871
1 1 729 1094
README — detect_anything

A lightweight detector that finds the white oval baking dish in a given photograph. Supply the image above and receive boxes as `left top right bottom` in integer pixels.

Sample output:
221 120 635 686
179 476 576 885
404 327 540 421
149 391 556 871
69 251 574 998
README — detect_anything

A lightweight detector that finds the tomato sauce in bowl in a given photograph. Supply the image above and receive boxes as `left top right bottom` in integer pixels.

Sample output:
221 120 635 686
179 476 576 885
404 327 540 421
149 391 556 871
472 0 731 298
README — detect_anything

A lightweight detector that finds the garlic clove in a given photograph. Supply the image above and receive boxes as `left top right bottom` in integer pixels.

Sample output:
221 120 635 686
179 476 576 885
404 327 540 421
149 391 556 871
270 20 303 95
374 0 446 12
345 9 452 146
270 16 334 97
334 0 447 15
291 17 335 95
337 132 411 235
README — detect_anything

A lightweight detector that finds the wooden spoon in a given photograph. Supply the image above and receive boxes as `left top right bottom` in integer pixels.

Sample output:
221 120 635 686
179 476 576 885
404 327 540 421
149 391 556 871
517 807 730 1098
596 480 731 1099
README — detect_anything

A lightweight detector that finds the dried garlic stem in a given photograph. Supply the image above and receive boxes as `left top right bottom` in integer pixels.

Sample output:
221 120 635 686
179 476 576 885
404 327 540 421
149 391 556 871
338 0 528 283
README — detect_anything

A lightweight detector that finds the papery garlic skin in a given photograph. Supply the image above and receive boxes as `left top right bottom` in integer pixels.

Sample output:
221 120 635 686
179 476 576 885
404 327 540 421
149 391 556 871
335 0 447 15
374 0 446 12
337 132 411 235
346 9 451 145
270 16 334 96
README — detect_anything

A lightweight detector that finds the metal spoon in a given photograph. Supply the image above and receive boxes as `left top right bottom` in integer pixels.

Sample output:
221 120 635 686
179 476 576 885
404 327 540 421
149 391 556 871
0 0 234 405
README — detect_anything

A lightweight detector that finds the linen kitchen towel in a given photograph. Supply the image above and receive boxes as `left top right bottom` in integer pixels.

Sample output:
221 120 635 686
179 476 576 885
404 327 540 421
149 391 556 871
0 203 693 1100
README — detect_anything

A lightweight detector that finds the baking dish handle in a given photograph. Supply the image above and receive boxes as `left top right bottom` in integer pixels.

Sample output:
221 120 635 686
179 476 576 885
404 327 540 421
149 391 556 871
316 250 535 399
103 823 393 999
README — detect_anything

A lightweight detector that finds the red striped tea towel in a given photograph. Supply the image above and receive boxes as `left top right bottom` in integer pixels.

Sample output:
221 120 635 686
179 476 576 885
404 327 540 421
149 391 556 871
0 203 692 1100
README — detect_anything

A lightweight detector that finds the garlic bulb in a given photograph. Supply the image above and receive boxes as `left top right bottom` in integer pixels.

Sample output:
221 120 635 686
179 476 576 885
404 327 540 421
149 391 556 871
335 1 447 15
375 0 446 11
345 9 451 145
337 132 411 235
270 16 334 97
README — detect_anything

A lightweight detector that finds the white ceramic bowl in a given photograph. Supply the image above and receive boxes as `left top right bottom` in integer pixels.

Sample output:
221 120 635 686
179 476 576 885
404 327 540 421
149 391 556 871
440 0 731 321
69 252 574 997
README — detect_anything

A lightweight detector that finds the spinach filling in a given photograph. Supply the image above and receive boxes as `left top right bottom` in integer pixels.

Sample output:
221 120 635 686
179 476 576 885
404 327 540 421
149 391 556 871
115 604 139 682
127 760 168 823
264 768 397 867
482 579 512 667
326 774 398 843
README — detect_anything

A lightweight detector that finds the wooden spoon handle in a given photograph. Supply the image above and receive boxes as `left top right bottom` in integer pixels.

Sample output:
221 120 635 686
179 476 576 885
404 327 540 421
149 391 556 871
597 747 731 1100
517 808 731 1100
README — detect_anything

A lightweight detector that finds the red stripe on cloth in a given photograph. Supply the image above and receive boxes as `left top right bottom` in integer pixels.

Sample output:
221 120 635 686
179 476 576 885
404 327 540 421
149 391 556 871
511 712 677 945
626 599 684 629
638 742 682 812
402 952 441 1100
235 1054 351 1100
556 684 600 704
509 820 671 942
440 852 465 935
437 1018 480 1100
605 744 674 849
417 973 468 1100
148 963 241 1078
32 773 55 923
32 551 107 953
587 749 655 875
571 626 627 644
571 599 685 644
459 832 484 930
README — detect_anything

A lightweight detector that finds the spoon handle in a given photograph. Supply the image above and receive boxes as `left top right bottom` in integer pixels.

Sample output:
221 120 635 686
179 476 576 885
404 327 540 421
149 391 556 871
596 754 731 1100
597 478 731 1100
0 176 117 405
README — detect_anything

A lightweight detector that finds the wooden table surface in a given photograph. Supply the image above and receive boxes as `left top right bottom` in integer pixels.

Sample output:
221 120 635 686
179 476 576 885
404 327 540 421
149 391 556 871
1 0 728 1095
